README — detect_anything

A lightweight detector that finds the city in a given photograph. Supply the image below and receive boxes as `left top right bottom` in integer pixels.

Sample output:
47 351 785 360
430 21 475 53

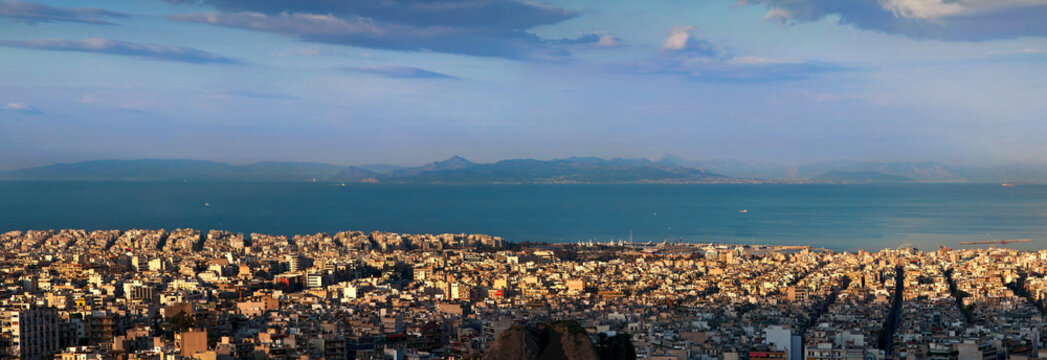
4 0 1047 359
1 229 1046 359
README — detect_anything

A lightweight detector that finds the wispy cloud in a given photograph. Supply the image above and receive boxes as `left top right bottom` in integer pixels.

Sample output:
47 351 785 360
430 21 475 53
739 0 1047 41
0 38 238 64
345 65 455 79
214 90 300 100
164 0 611 60
551 34 621 48
162 0 573 31
0 0 127 25
2 102 41 114
276 46 322 57
1009 48 1047 55
633 26 839 82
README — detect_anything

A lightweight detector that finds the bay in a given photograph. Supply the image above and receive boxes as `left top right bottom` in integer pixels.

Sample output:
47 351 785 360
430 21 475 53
1 181 1045 251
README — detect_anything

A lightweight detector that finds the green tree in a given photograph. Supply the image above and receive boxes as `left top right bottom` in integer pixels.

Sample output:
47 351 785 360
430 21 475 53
596 332 636 360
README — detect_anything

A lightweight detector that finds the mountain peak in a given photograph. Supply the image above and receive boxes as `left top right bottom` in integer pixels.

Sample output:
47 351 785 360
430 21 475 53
656 153 691 167
387 155 475 177
435 155 473 167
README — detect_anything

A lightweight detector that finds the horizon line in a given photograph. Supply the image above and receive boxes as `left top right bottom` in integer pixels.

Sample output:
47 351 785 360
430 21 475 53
4 155 1047 172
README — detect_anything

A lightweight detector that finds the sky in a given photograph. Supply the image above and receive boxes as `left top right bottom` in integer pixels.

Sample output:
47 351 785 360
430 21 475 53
1 0 1046 169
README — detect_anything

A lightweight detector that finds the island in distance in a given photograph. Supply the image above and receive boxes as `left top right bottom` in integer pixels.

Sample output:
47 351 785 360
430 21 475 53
3 155 1047 184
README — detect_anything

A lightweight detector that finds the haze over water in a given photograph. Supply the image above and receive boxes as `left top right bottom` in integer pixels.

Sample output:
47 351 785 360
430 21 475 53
2 181 1044 251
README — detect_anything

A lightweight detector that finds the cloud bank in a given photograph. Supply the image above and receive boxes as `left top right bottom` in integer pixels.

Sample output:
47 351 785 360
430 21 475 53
739 0 1047 41
0 0 128 25
0 38 238 64
636 26 837 82
345 66 456 79
165 0 602 60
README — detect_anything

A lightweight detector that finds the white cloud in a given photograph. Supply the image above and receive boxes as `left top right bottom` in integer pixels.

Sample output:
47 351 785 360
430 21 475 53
660 26 722 57
596 35 620 47
662 26 694 50
742 0 1047 40
761 7 793 23
3 102 41 114
881 0 965 19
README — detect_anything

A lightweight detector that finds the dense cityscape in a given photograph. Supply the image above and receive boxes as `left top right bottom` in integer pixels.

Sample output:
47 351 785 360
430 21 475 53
4 1 1046 360
0 229 1045 359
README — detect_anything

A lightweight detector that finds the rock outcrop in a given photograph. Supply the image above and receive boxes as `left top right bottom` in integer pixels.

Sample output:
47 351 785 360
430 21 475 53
485 321 599 360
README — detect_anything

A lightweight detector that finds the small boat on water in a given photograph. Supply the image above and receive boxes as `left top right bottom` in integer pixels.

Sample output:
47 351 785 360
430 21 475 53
739 209 748 214
1002 183 1016 187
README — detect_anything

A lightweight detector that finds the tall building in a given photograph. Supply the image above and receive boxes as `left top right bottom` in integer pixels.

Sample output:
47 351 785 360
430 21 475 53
8 307 60 360
175 329 208 357
127 285 155 303
307 273 325 288
956 341 997 360
765 325 801 360
287 255 312 272
86 312 116 344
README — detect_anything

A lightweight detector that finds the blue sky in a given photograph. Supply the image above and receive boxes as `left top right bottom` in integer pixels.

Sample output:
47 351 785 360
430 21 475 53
1 0 1045 169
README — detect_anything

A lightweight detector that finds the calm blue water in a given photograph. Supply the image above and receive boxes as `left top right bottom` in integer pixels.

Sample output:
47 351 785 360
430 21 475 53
1 181 1045 251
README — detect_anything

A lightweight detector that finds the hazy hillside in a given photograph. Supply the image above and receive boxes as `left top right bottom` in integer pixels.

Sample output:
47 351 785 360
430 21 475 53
330 157 730 184
328 166 381 182
814 171 913 184
693 159 792 179
4 157 1047 183
354 164 404 174
0 159 343 181
235 161 345 181
796 160 965 182
954 163 1047 183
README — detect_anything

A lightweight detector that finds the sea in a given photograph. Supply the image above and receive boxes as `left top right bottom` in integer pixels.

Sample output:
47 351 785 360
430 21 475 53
1 181 1045 251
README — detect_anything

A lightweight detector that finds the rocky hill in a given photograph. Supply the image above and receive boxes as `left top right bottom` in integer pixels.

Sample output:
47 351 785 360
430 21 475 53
485 321 600 360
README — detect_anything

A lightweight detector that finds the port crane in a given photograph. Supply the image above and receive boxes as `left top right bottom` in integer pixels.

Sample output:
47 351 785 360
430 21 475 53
959 239 1032 245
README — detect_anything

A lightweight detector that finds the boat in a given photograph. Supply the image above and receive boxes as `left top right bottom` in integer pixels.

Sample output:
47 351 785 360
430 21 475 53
739 209 748 214
1002 183 1016 187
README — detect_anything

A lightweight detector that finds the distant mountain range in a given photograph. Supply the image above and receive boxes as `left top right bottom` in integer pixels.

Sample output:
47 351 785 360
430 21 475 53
327 156 729 184
813 171 912 184
0 159 343 182
3 156 1046 184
